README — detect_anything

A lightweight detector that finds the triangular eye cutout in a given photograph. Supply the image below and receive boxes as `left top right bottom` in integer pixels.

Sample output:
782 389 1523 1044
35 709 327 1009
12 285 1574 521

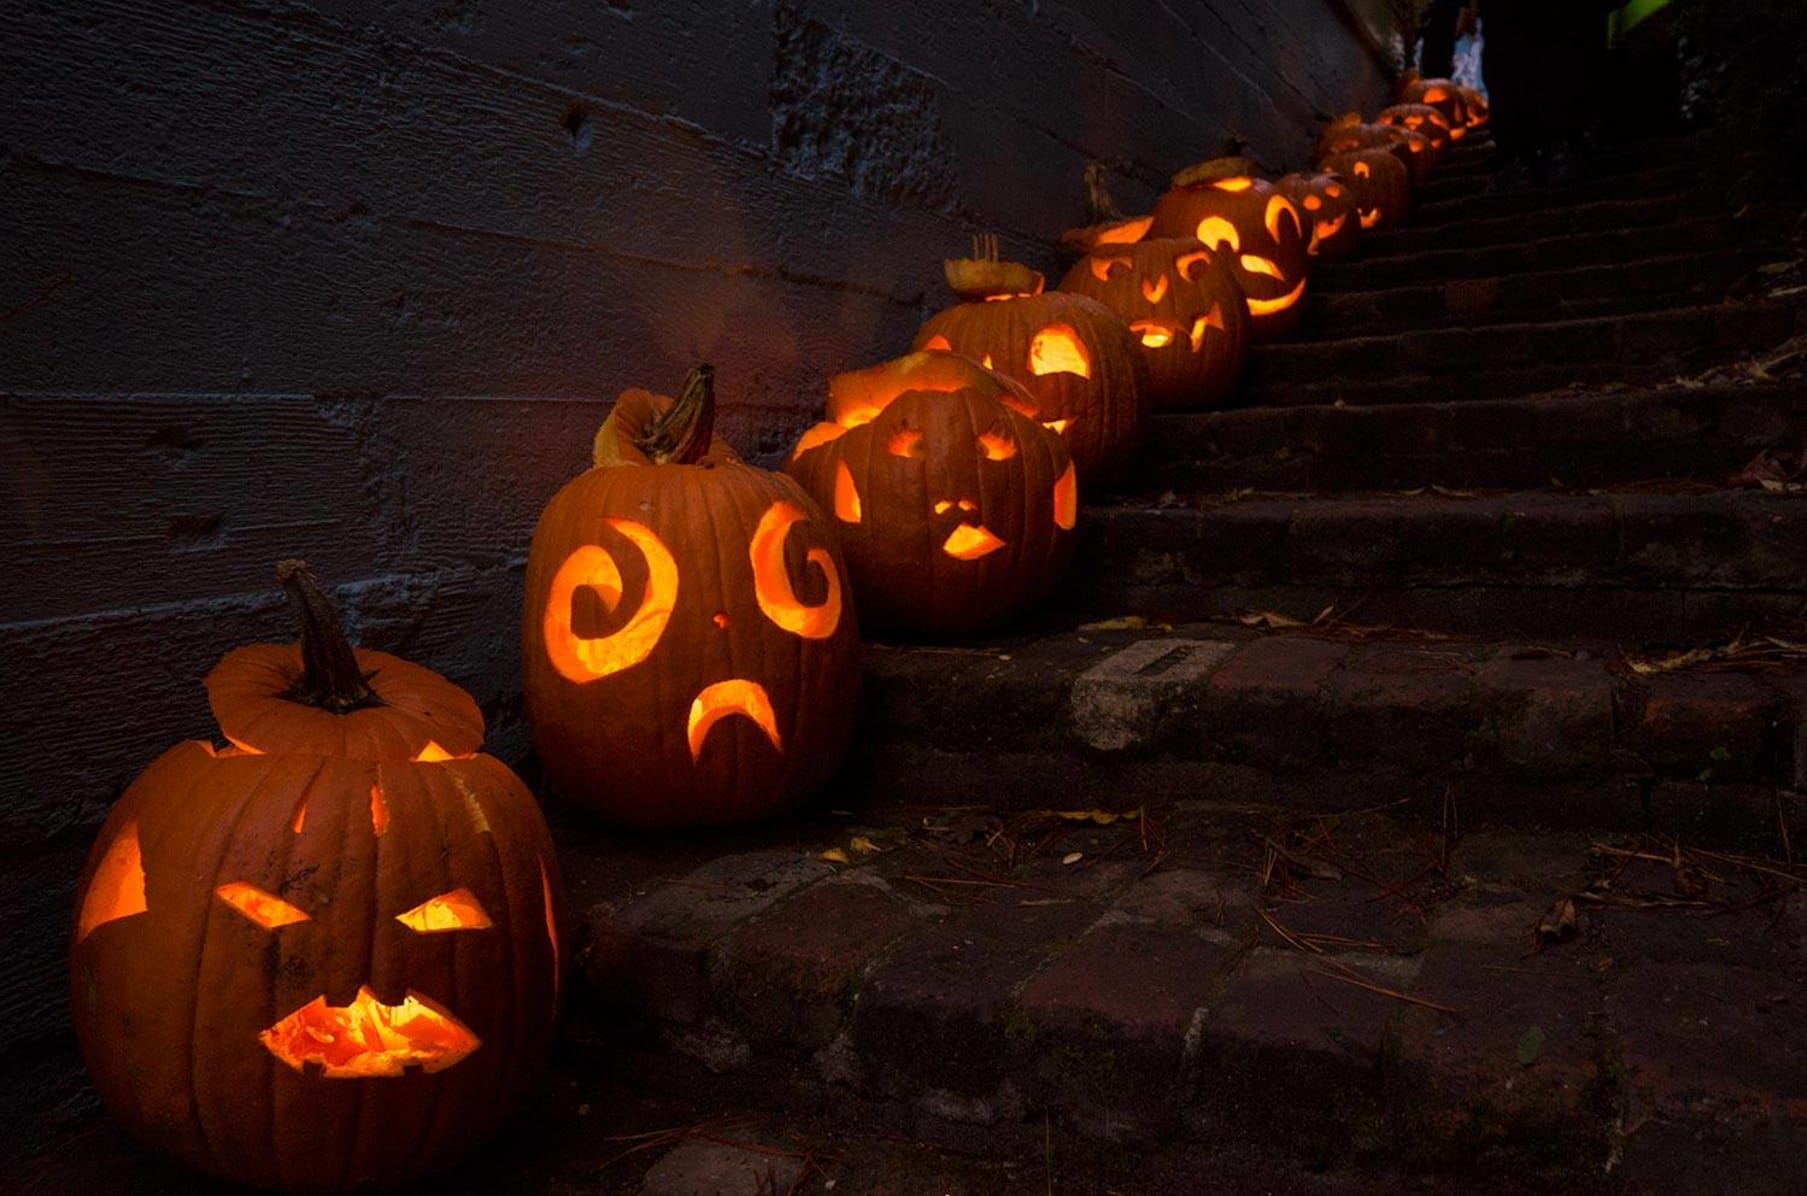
76 822 149 943
396 888 494 933
216 882 310 930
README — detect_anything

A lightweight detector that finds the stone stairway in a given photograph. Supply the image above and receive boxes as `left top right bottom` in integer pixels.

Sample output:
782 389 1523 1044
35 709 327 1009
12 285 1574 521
507 131 1807 1192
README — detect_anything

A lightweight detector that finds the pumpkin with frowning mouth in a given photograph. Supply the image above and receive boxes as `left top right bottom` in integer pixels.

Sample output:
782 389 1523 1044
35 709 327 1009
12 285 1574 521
71 561 563 1194
1147 157 1310 341
523 365 861 828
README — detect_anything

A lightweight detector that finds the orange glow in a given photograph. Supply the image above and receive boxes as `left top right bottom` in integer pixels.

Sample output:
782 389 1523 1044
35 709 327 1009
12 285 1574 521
1093 216 1153 244
1175 249 1215 278
1326 183 1344 197
76 823 148 943
978 430 1018 460
1310 214 1346 254
688 679 781 760
1265 195 1300 240
1360 207 1383 230
1140 274 1169 303
540 858 560 1000
260 988 480 1078
792 422 848 459
396 888 493 933
370 782 389 837
1302 195 1322 211
1246 277 1307 316
833 461 862 523
1042 419 1069 435
1194 217 1240 253
920 334 953 352
1053 463 1077 530
981 354 994 369
838 405 880 429
216 882 310 930
1089 255 1130 282
542 521 678 684
1422 86 1450 102
291 795 309 834
887 427 924 458
1028 325 1091 378
943 524 1006 560
1353 161 1372 178
224 736 264 756
1189 304 1227 351
751 501 844 639
413 740 467 763
1240 255 1285 280
1130 319 1175 349
712 612 730 629
1212 177 1254 192
934 499 954 514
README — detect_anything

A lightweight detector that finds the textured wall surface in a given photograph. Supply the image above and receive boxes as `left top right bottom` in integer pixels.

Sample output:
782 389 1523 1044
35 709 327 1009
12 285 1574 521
0 0 1392 1079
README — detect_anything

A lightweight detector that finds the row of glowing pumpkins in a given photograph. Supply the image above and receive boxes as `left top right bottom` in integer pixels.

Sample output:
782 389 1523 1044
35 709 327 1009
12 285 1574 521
67 76 1486 1194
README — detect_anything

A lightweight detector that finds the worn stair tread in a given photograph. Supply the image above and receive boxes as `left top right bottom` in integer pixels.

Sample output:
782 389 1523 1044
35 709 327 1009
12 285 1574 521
1135 380 1807 492
571 800 1807 1178
1411 160 1711 225
1351 190 1720 261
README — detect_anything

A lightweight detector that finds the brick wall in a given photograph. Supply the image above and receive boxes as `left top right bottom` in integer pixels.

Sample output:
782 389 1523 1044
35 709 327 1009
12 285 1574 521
0 0 1394 1083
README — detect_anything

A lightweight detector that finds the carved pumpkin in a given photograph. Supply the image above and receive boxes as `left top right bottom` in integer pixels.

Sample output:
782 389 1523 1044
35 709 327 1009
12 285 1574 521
1275 172 1363 261
1319 149 1414 232
1147 157 1309 341
1056 163 1154 261
522 366 860 828
914 235 1145 484
1399 77 1473 138
1317 116 1438 185
70 562 563 1194
1056 236 1249 410
1377 103 1454 151
786 352 1076 637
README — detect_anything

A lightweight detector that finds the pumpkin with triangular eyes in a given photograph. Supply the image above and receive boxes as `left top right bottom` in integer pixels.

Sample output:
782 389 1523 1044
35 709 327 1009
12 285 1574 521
786 352 1077 637
1056 236 1249 410
70 562 564 1194
1147 157 1310 341
913 238 1145 485
1319 148 1414 232
522 366 861 828
1276 172 1363 261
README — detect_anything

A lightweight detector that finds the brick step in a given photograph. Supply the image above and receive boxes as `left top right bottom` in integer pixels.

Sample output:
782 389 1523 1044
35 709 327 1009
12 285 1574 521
1136 382 1807 493
1298 250 1763 338
1066 491 1807 642
1242 299 1801 403
1354 190 1718 261
573 799 1807 1183
1313 215 1746 291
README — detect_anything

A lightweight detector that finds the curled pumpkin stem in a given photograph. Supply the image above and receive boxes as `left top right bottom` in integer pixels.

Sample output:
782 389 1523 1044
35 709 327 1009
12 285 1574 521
275 559 380 712
1081 163 1122 224
633 364 717 465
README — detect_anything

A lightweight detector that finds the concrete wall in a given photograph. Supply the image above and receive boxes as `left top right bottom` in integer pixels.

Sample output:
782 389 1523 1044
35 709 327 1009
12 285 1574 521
0 0 1394 1086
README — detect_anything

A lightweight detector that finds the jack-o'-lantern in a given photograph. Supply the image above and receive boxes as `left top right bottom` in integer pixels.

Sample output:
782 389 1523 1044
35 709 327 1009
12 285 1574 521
1056 237 1248 410
1319 149 1413 232
1399 78 1472 138
1317 116 1438 184
1377 103 1453 151
1458 85 1489 129
914 234 1145 484
1056 163 1155 261
1276 172 1362 261
786 352 1076 637
70 561 563 1194
523 366 860 827
1147 157 1309 340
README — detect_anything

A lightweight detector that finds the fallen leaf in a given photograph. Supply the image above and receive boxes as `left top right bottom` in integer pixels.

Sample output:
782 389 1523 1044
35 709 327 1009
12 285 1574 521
1516 1025 1545 1066
1061 852 1084 865
819 848 850 864
1076 615 1149 632
1625 647 1711 676
849 836 882 856
1053 808 1140 825
1237 610 1305 629
1533 897 1577 947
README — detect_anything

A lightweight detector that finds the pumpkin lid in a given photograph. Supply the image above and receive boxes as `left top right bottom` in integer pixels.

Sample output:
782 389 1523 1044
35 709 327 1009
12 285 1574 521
205 562 485 760
825 350 1039 428
593 365 739 468
944 233 1044 302
1171 156 1259 189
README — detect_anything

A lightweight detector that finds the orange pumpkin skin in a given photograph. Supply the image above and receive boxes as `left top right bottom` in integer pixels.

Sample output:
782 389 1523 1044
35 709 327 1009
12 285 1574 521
1399 78 1473 137
70 569 563 1195
1056 237 1249 410
786 359 1076 637
1147 160 1309 341
1276 172 1363 261
1319 149 1414 232
1317 119 1438 184
915 285 1145 485
1378 102 1454 151
522 374 860 828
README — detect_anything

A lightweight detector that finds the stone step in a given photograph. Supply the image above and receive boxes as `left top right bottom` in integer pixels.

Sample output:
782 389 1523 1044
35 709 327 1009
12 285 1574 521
572 798 1807 1183
1066 490 1807 642
1242 299 1801 406
1137 382 1807 493
1355 190 1718 261
1411 161 1706 225
1297 249 1766 338
1313 214 1747 292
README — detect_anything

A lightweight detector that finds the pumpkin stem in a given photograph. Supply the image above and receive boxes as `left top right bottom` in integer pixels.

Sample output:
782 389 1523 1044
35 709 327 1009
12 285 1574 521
632 365 716 465
1081 163 1122 224
275 559 381 712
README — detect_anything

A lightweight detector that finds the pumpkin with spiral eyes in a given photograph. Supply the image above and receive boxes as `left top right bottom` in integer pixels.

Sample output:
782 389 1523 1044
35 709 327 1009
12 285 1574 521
1148 157 1309 341
71 561 564 1194
523 365 861 827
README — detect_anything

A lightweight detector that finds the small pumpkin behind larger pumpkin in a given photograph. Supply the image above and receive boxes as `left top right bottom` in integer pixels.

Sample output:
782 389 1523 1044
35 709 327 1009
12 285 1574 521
72 562 564 1194
914 235 1147 485
1147 156 1310 341
522 366 861 828
786 352 1077 638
